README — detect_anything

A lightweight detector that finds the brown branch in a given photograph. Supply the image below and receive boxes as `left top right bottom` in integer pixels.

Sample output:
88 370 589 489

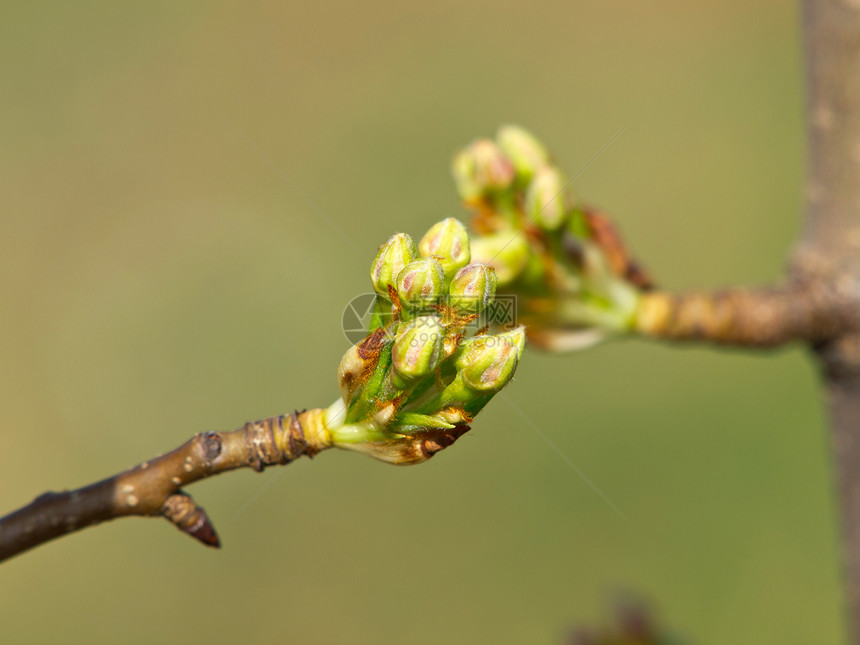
0 409 331 564
802 1 860 641
634 281 860 348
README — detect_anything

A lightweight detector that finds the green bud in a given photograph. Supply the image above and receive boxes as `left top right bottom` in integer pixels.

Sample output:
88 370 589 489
455 327 526 393
416 327 526 416
396 258 444 311
448 263 497 314
525 165 568 231
468 231 531 286
451 139 516 202
391 316 444 388
370 233 418 299
418 218 471 283
496 125 549 182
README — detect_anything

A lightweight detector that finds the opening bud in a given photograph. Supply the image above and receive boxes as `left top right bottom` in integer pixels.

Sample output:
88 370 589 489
370 233 418 299
525 165 568 231
418 218 471 283
451 139 516 202
496 125 549 183
448 263 497 314
396 258 444 311
391 316 444 389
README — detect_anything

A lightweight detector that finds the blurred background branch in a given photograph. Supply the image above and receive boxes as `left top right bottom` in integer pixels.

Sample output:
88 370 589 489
801 1 860 641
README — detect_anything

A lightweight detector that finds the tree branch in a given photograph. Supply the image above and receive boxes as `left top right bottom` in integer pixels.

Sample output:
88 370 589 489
801 0 860 640
0 409 332 564
634 281 860 347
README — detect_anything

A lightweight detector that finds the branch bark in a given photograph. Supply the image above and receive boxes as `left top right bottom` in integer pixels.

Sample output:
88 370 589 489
801 2 860 641
635 281 860 347
0 409 331 564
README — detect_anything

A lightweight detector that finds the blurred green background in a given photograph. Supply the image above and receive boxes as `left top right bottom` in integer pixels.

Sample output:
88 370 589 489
0 1 840 643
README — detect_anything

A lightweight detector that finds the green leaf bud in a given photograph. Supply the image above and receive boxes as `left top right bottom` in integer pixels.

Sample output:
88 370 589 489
525 165 568 231
496 125 549 182
370 233 418 299
468 231 531 286
448 263 497 314
396 258 444 312
391 315 444 389
418 217 471 283
451 139 516 202
455 327 526 393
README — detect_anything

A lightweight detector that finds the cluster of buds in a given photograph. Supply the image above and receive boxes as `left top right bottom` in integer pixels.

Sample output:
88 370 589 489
452 125 653 352
325 218 526 465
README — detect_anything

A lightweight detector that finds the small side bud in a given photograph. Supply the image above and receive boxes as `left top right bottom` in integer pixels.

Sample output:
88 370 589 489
448 263 497 314
451 139 516 202
337 343 365 404
456 327 526 393
391 316 444 388
525 165 568 231
418 218 471 283
370 233 418 299
496 125 549 182
396 258 444 311
372 401 398 429
338 328 387 406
